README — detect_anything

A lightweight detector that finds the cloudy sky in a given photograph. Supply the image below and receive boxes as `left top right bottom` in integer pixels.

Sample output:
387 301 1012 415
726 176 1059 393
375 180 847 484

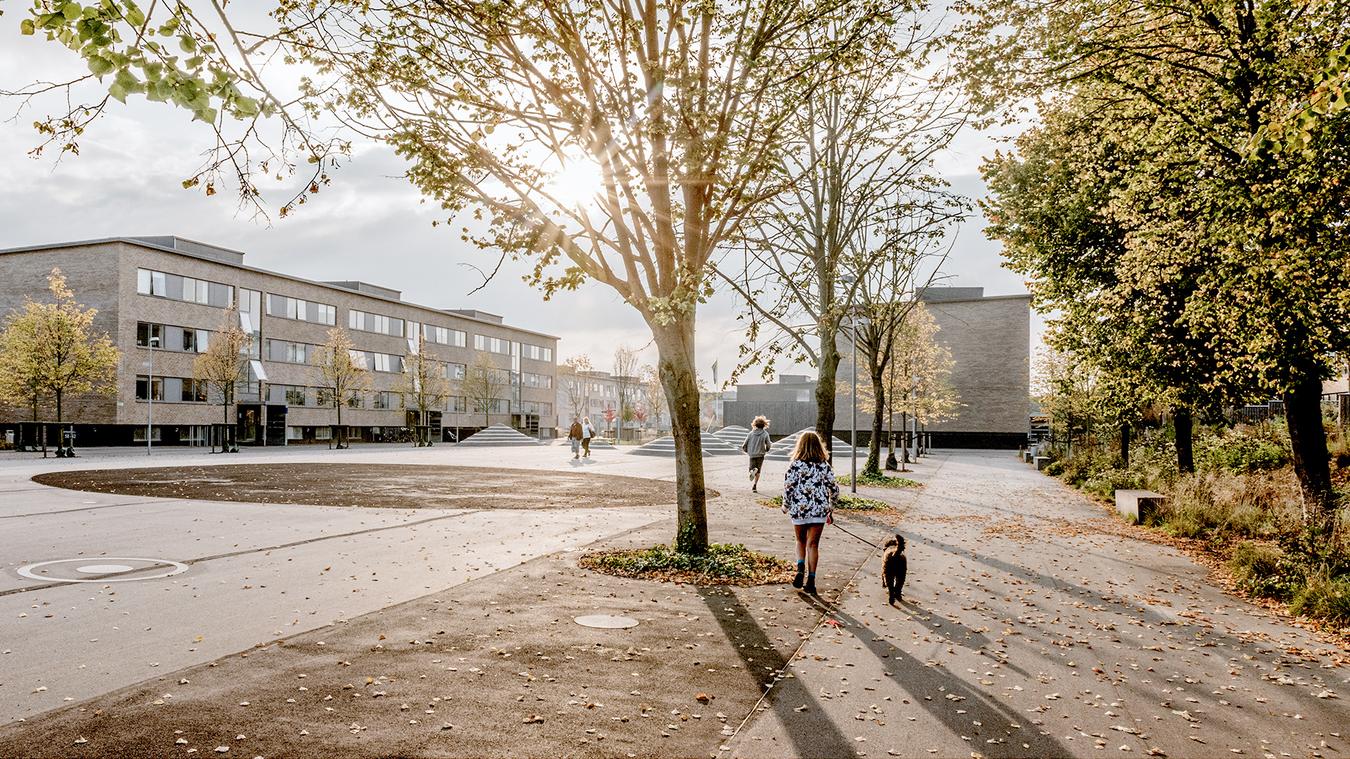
0 19 1034 388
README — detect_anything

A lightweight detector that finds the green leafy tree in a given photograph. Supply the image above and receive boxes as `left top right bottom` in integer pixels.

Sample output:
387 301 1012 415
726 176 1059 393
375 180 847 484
311 327 370 448
0 268 119 432
8 0 890 555
192 305 252 439
396 333 452 447
956 0 1350 525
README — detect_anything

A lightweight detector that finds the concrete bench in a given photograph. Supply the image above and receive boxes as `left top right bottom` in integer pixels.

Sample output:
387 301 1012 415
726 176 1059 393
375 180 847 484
1034 456 1052 470
1114 489 1166 524
1020 450 1033 463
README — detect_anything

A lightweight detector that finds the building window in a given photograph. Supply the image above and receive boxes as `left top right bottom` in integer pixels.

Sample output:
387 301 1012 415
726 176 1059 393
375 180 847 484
373 391 401 410
314 426 332 441
346 391 365 408
444 362 466 381
448 395 467 413
135 376 164 401
349 309 405 337
473 334 511 354
372 352 402 373
522 343 553 362
265 339 318 364
425 325 466 347
316 388 334 407
522 372 552 389
135 322 164 348
136 268 233 307
180 378 208 403
286 426 305 441
266 293 336 325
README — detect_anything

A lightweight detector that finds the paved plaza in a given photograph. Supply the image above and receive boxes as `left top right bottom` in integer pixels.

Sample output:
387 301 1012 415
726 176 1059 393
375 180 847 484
0 443 1346 757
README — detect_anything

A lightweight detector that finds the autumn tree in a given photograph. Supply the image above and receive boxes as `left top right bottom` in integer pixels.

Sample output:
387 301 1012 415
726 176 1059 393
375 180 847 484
460 353 508 429
955 0 1350 528
8 0 890 554
311 327 369 448
396 333 452 446
0 269 119 447
192 306 252 450
612 346 640 443
640 364 668 433
0 308 46 423
719 6 966 454
559 355 593 423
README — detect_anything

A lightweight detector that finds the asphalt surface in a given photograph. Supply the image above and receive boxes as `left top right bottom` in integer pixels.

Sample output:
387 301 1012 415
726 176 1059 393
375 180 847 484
727 452 1349 758
1 442 1346 758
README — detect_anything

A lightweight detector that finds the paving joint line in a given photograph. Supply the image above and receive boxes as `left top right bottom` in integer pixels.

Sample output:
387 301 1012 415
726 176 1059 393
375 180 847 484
0 509 487 597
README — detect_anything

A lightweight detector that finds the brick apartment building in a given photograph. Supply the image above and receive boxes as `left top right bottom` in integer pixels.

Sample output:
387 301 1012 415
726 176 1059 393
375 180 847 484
0 237 558 446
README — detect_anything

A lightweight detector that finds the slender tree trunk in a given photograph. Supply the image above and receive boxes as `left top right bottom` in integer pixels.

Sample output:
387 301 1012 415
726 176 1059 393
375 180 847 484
900 412 910 463
885 400 897 471
1174 407 1194 473
816 333 842 455
1284 370 1334 524
865 368 885 476
1120 422 1131 467
654 316 708 555
55 389 63 429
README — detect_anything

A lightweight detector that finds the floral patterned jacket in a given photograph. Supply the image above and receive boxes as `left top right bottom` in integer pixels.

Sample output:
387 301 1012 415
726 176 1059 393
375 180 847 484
782 460 839 520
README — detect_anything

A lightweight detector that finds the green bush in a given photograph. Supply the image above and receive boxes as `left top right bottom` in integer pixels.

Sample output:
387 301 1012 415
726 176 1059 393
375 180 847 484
1152 471 1299 541
1198 426 1290 473
1228 541 1296 600
1043 460 1064 476
1082 467 1144 499
1288 571 1350 624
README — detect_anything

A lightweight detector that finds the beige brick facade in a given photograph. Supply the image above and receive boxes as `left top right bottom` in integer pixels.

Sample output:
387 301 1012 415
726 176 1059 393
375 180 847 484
0 238 557 445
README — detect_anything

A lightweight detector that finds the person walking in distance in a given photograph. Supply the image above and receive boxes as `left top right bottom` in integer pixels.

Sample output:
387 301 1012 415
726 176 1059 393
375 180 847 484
567 417 584 460
781 431 838 595
741 416 772 493
581 416 594 457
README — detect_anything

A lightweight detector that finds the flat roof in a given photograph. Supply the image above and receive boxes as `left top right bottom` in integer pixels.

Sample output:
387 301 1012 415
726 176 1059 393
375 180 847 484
0 237 560 341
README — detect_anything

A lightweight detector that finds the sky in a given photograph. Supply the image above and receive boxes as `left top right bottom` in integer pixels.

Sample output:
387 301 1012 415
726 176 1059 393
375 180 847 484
0 19 1036 389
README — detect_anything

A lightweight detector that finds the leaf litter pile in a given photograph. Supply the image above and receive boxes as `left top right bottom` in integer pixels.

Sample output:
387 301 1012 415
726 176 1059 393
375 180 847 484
580 543 794 586
34 463 705 510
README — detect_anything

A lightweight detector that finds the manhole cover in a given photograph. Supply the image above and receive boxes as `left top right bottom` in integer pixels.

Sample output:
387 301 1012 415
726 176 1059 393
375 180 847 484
574 614 639 629
18 557 189 584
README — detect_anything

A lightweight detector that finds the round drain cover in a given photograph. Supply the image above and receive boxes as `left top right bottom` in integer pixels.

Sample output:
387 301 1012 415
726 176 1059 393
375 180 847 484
574 614 639 629
18 557 189 584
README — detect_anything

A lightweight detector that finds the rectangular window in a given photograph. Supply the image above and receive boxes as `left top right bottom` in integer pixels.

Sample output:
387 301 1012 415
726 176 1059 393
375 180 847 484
448 396 467 413
180 379 207 403
473 335 511 354
286 426 304 441
446 363 466 381
136 268 230 306
369 353 402 373
135 322 164 348
346 391 365 409
521 343 554 362
522 372 552 389
425 325 466 347
285 387 308 406
267 293 335 325
265 339 317 364
135 376 164 401
316 388 334 407
373 391 401 410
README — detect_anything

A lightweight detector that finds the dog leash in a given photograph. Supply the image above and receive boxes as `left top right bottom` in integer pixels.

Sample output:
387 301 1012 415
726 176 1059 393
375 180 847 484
830 520 881 549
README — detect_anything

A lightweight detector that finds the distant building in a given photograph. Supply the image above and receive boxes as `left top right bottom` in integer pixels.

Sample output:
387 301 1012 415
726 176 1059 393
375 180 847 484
0 237 557 446
723 287 1031 448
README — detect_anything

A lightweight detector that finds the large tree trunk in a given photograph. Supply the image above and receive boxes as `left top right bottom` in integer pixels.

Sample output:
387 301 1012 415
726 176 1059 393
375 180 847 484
1174 407 1194 473
1120 422 1131 467
1284 370 1334 525
865 367 885 476
654 317 709 555
815 329 842 456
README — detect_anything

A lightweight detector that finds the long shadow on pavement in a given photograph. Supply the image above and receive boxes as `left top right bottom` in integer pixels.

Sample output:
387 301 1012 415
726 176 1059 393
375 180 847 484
697 586 858 759
811 597 1077 759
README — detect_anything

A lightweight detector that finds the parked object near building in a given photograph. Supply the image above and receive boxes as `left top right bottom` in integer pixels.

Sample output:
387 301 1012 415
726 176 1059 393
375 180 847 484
629 434 740 458
723 288 1031 448
0 237 558 446
456 423 541 446
765 428 858 461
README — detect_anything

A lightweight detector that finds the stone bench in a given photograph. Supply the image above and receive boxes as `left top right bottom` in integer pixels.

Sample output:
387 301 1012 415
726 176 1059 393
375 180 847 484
1114 489 1166 524
1034 456 1052 470
1020 450 1033 463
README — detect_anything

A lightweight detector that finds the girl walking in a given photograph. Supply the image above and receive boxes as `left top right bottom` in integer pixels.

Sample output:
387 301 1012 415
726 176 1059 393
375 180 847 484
781 431 838 595
741 416 772 492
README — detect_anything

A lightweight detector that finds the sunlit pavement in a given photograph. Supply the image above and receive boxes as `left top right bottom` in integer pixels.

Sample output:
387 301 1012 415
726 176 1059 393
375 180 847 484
0 441 712 724
727 451 1349 759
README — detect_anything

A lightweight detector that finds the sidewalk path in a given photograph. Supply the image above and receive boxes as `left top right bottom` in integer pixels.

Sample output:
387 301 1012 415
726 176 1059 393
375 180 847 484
729 451 1348 758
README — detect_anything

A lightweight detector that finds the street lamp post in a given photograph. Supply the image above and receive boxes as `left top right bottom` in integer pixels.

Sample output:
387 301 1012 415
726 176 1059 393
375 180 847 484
850 311 858 494
147 335 159 455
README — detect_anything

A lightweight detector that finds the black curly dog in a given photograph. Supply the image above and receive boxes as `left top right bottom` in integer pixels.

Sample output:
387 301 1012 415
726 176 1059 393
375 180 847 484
882 533 907 604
